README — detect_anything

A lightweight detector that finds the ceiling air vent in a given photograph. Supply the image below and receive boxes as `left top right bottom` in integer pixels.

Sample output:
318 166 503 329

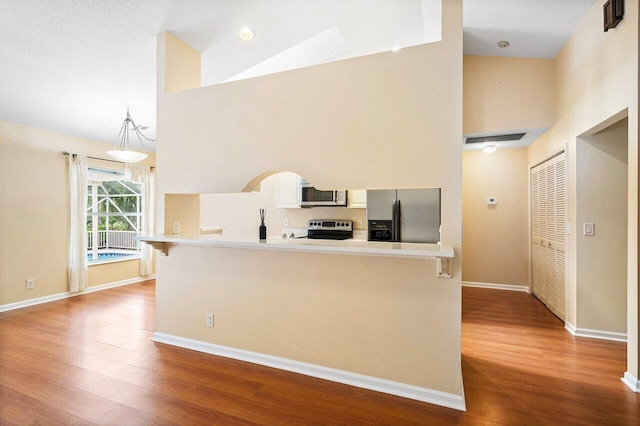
465 133 526 144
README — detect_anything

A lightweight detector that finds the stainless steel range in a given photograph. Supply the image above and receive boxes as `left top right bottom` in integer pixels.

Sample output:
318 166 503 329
307 220 353 240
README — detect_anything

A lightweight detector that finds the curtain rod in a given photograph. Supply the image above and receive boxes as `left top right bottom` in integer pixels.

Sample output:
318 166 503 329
61 151 155 170
62 151 123 164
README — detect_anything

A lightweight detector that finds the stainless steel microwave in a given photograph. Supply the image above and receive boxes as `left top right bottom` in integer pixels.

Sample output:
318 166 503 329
300 180 347 207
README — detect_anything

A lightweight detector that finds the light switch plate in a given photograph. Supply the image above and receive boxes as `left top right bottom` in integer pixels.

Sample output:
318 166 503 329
584 223 595 236
486 197 497 205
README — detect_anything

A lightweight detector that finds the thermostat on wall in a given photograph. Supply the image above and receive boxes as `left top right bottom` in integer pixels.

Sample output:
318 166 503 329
486 197 497 205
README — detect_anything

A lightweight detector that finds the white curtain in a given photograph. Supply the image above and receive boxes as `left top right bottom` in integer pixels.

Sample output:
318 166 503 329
126 164 155 276
68 155 88 292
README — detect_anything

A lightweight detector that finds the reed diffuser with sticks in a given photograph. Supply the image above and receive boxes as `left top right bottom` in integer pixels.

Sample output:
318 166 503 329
259 209 267 240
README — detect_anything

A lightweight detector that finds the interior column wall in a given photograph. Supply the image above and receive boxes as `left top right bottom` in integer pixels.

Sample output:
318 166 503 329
154 0 465 399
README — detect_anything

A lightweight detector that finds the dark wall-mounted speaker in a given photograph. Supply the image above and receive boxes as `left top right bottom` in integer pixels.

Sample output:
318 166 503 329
604 0 624 32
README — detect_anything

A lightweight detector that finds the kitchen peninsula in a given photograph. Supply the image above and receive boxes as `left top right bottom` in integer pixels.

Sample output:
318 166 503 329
140 234 454 262
144 231 463 409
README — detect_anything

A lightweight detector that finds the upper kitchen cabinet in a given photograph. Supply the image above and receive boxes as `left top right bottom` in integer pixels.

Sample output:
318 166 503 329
276 172 301 208
347 189 367 208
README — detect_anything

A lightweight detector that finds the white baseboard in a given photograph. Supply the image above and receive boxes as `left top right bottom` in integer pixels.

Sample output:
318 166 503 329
565 321 627 342
0 275 156 313
462 281 530 293
622 371 640 392
152 332 467 411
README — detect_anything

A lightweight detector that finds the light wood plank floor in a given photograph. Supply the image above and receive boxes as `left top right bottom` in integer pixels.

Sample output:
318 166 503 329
1 281 638 424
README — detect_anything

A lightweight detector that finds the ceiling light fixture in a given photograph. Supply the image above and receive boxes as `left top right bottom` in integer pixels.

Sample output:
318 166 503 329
497 40 510 48
106 109 154 163
239 27 254 40
483 145 497 154
392 46 401 52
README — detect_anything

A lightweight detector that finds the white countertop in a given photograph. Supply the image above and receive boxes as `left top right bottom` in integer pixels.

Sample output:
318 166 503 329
137 234 454 260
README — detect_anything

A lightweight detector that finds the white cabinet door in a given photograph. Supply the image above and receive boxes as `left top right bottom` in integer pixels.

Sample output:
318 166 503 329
347 189 367 208
276 172 301 208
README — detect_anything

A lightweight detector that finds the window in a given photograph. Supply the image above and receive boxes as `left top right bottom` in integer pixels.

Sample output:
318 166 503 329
86 178 142 263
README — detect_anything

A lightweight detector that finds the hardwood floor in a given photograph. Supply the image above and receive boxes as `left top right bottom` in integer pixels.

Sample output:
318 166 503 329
461 287 639 425
1 282 638 425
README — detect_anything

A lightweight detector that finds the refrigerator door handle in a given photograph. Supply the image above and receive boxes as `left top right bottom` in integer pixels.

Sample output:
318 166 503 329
397 199 401 241
392 198 401 242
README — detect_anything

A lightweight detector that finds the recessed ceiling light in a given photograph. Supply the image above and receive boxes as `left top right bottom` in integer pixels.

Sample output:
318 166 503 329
239 27 254 40
483 145 497 154
392 46 401 52
497 40 510 48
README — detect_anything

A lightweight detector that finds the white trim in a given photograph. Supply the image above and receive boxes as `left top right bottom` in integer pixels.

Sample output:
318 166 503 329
565 321 627 342
0 275 155 313
152 332 467 411
462 281 530 293
622 372 640 392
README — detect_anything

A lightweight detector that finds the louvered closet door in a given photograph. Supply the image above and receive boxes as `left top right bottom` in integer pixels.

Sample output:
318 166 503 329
531 152 566 320
553 159 567 318
531 169 542 297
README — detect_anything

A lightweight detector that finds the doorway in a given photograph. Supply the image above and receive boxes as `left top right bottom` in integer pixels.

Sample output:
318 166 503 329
575 117 628 339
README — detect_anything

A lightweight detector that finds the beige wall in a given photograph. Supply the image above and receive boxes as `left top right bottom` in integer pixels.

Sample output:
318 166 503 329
158 244 455 392
463 55 555 135
162 32 201 94
88 259 143 286
0 121 155 306
164 193 200 235
200 174 366 238
462 148 529 287
157 38 462 198
156 32 464 252
461 55 554 290
155 0 463 398
576 118 628 333
526 0 638 375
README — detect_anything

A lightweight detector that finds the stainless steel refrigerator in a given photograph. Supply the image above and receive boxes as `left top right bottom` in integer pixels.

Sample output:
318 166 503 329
366 188 441 243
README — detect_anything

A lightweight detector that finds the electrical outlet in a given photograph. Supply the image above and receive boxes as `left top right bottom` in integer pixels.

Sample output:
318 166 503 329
206 313 214 327
283 218 289 226
26 279 35 290
172 221 181 234
357 220 363 229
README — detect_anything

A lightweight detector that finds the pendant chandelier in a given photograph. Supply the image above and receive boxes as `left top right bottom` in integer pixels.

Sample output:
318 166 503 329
106 109 155 163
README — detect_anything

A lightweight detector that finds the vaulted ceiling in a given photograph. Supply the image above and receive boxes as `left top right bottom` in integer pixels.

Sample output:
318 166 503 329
0 0 596 150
